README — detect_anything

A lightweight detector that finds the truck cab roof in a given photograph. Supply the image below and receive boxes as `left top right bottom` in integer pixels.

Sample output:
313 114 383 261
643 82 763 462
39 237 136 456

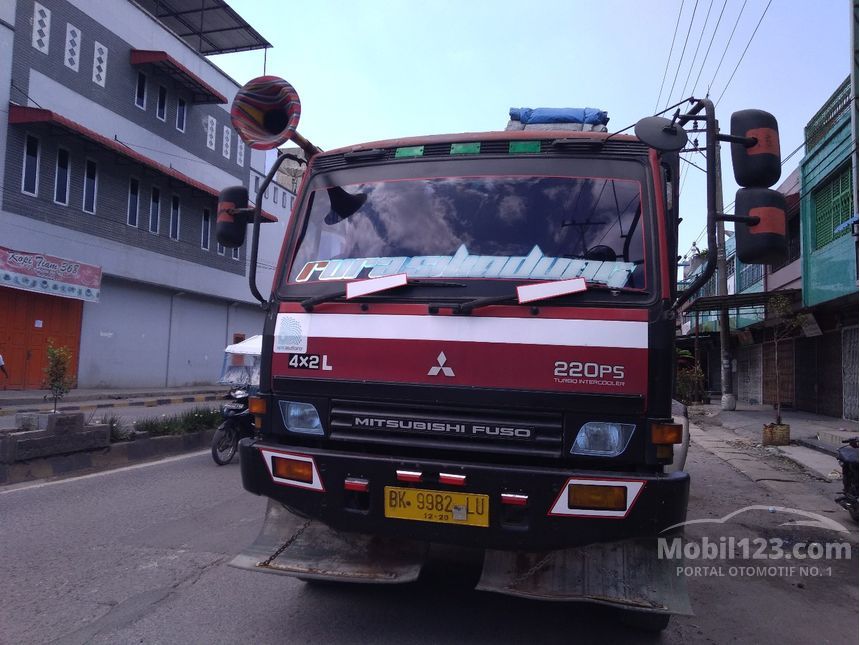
322 130 642 159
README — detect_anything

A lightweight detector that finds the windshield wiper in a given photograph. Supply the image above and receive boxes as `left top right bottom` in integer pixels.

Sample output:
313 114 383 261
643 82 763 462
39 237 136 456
300 279 466 311
455 281 643 315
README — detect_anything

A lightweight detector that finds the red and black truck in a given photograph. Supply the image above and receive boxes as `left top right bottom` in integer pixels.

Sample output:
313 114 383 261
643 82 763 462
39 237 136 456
217 76 786 631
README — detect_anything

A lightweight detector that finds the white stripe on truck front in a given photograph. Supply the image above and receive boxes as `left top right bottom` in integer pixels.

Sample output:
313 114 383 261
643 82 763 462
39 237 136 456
274 313 647 354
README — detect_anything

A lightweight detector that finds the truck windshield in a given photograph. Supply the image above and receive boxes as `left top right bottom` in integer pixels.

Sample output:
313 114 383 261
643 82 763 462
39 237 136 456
287 174 646 291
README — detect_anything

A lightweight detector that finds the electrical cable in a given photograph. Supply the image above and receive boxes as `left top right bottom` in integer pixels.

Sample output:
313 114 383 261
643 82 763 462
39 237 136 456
655 0 687 113
664 0 701 109
690 0 729 96
679 0 715 99
714 0 773 106
706 0 748 95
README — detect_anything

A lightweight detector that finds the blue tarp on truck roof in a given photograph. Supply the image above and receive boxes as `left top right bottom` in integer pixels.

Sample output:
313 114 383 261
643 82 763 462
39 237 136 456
509 107 609 126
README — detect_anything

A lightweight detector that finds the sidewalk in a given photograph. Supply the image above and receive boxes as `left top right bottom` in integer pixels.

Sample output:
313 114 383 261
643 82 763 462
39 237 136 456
0 384 226 418
689 402 858 479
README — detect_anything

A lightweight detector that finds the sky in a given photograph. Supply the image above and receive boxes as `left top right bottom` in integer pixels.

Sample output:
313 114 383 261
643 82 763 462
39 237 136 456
209 0 853 264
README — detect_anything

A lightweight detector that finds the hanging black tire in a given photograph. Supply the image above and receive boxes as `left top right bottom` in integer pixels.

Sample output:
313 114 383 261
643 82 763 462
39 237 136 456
211 421 238 465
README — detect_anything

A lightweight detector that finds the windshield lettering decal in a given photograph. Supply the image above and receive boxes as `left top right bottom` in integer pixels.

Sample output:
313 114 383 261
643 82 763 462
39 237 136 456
294 245 635 287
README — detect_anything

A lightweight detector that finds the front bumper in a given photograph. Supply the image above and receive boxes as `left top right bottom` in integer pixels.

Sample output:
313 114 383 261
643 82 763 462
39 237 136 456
239 438 689 551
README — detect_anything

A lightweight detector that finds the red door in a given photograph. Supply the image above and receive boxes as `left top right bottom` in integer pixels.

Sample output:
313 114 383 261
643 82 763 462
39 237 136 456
0 286 82 390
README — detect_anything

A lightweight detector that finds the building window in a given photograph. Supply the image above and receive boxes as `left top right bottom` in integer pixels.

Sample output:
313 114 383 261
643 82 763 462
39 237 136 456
82 159 97 213
206 115 216 150
201 208 211 250
176 98 186 132
273 186 279 203
156 86 167 121
127 178 140 227
92 41 107 87
737 262 763 292
170 195 180 240
813 165 854 250
254 175 260 193
222 125 231 158
771 215 802 271
22 134 39 196
54 148 70 205
149 187 160 233
236 138 244 166
135 72 146 109
217 242 225 255
231 246 240 260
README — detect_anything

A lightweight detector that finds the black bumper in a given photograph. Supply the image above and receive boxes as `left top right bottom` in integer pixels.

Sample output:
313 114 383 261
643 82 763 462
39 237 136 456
239 438 689 550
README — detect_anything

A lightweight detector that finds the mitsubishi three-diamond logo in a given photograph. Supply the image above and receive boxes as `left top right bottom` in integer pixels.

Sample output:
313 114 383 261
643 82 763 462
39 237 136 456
427 352 455 377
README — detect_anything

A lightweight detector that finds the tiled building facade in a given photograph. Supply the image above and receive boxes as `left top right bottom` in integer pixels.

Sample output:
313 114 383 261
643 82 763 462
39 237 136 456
0 0 293 389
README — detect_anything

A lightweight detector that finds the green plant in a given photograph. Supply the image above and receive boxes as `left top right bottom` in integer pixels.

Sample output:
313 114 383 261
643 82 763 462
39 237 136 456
766 294 802 425
43 340 74 413
130 407 221 438
676 365 705 405
100 414 130 442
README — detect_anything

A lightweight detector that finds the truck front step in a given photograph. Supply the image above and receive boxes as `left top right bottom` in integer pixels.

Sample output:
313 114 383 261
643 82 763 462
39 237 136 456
229 499 427 583
477 539 692 615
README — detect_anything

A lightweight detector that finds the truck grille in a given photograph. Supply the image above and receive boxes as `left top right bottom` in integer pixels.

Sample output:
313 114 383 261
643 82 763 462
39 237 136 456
329 400 563 458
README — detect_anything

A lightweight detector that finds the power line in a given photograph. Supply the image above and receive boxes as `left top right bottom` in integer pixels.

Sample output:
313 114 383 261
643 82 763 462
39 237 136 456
706 0 748 96
715 0 773 106
689 0 728 97
655 0 687 113
664 0 701 109
679 0 715 99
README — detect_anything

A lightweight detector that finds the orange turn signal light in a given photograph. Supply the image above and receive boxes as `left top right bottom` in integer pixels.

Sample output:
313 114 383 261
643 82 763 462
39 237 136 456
272 456 313 483
568 484 627 511
651 423 683 445
249 397 267 414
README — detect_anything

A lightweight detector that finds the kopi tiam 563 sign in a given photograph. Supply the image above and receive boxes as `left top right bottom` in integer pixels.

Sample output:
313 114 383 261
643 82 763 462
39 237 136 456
0 245 102 302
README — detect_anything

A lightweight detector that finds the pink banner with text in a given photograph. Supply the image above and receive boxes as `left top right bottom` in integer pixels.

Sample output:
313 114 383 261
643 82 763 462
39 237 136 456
0 246 102 302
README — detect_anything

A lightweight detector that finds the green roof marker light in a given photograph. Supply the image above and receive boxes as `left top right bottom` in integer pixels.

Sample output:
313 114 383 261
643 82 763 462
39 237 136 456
450 142 481 155
509 141 541 154
395 146 425 158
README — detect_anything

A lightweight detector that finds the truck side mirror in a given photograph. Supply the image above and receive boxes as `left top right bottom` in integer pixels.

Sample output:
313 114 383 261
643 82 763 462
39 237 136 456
734 187 787 265
730 109 781 187
216 185 249 248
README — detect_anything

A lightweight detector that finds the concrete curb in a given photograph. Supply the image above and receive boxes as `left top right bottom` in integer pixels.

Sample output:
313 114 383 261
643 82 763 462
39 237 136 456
0 428 216 486
0 394 220 417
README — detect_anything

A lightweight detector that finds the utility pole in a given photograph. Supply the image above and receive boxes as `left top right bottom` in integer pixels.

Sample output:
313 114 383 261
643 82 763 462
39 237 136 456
714 126 736 410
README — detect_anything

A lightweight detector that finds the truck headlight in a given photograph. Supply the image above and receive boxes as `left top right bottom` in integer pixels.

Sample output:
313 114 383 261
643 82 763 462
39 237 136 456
279 401 324 435
571 422 635 457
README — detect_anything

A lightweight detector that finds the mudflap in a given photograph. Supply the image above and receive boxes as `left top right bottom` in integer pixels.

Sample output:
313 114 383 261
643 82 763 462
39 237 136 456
476 539 692 615
229 499 427 583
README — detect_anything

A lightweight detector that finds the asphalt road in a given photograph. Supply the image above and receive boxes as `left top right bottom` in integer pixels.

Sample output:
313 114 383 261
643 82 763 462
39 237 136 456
0 440 857 644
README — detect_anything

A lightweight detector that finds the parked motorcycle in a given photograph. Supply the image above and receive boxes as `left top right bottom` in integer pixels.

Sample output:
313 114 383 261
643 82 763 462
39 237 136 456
211 387 254 465
836 437 858 521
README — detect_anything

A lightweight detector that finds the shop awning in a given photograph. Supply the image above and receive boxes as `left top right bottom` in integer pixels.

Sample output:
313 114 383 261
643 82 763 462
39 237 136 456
135 0 271 55
130 50 227 104
8 104 276 222
683 289 801 313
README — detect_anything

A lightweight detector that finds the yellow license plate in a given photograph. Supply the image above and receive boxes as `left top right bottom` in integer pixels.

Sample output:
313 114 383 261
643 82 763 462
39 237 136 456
384 487 489 527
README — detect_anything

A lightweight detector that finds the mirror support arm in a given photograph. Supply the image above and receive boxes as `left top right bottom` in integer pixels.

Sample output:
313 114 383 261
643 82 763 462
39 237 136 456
248 151 295 309
673 98 719 311
717 214 760 226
